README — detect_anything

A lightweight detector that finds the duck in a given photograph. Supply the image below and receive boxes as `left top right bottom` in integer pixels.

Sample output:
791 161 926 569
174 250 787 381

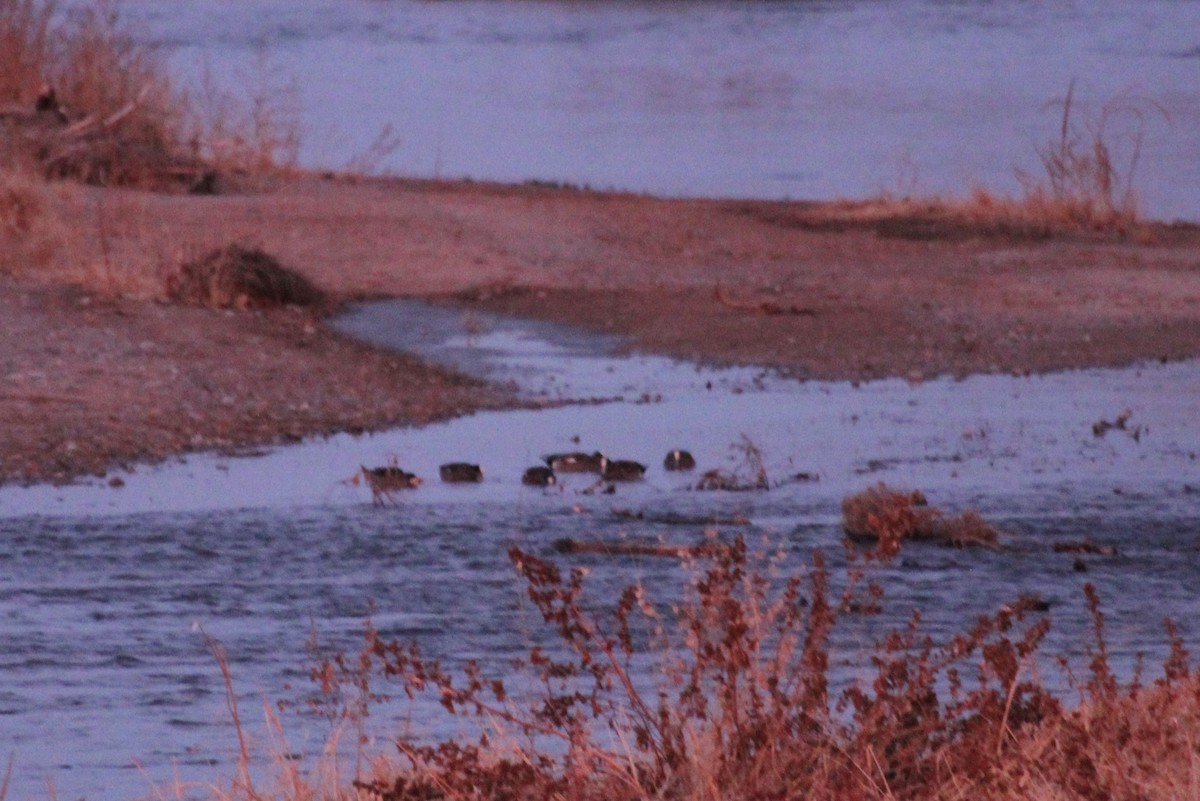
360 465 422 505
522 466 557 486
439 462 484 483
543 451 607 474
602 459 647 482
663 449 697 471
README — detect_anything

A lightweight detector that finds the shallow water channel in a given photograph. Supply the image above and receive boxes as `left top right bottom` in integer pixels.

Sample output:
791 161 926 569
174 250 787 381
2 300 1199 800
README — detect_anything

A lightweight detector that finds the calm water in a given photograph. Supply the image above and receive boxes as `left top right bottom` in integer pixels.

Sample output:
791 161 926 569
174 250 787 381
114 0 1200 221
7 1 1200 796
2 299 1200 800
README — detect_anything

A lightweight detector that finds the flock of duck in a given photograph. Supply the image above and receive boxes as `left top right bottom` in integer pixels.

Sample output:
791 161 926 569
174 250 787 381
360 449 696 504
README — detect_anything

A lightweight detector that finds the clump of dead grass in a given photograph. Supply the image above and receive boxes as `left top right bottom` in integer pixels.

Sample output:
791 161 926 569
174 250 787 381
0 0 191 186
842 482 999 556
283 538 1200 801
165 244 325 310
693 434 772 491
1 0 298 189
949 82 1167 238
780 83 1168 241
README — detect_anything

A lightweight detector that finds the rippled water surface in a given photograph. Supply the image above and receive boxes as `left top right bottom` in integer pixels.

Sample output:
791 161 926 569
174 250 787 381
114 0 1200 220
2 300 1199 800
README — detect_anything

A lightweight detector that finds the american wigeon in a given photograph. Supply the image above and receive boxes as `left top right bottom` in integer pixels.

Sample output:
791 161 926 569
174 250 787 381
522 466 557 486
663 450 697 471
602 459 646 482
439 462 484 483
544 451 607 474
361 465 422 505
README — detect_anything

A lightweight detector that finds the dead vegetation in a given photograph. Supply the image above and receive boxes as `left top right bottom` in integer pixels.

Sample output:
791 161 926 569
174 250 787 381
0 0 297 191
692 434 771 492
841 482 999 556
0 0 198 188
738 83 1169 243
165 244 325 310
254 538 1200 801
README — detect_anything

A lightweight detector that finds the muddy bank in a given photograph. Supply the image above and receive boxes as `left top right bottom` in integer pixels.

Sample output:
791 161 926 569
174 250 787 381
2 175 1199 485
0 277 508 485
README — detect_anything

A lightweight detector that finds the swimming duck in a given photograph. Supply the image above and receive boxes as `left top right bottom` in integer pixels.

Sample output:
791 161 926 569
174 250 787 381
663 450 697 471
439 462 484 483
602 459 647 482
543 451 607 474
522 466 557 486
360 465 422 505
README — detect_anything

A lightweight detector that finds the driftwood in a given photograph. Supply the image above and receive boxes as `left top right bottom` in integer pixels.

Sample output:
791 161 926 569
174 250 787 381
552 538 720 559
611 508 751 527
713 285 816 317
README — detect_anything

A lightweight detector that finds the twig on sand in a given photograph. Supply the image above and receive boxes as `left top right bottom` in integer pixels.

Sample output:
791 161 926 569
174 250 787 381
713 285 816 317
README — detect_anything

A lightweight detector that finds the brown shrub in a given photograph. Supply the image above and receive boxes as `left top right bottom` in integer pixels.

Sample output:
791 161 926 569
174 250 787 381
842 482 998 556
165 244 325 310
293 541 1199 801
1 0 296 189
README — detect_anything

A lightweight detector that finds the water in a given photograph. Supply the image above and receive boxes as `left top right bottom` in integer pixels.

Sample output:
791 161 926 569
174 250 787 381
113 0 1200 221
9 1 1200 794
2 299 1199 800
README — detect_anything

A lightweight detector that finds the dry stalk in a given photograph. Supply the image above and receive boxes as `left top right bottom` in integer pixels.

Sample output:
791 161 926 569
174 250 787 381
201 628 261 801
0 753 12 801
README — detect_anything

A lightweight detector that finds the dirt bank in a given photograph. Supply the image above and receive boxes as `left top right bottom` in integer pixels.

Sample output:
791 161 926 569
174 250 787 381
3 174 1199 484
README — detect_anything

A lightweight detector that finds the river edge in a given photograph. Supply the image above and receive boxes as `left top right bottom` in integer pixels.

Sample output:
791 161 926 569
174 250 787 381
3 173 1200 486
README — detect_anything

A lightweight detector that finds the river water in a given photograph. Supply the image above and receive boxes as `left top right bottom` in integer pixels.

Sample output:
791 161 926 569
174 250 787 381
5 1 1200 797
113 0 1200 221
2 299 1200 800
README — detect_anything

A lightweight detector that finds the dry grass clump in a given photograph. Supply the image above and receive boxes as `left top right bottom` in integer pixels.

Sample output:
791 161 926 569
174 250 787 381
693 434 771 491
842 482 999 556
291 539 1200 801
945 82 1166 238
751 83 1166 241
0 0 194 187
1 0 298 189
165 244 325 310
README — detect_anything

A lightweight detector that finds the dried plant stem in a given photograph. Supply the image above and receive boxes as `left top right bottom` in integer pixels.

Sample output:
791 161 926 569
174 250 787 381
201 628 260 801
0 753 12 801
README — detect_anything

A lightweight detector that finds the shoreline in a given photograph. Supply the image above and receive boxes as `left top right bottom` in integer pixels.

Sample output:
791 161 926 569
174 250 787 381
3 174 1200 486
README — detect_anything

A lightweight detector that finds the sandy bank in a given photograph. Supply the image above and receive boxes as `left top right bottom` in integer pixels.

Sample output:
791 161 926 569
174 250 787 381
3 174 1199 484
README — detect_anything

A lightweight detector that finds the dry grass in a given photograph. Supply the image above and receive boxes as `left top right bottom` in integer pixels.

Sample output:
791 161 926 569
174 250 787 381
1 0 298 188
0 167 64 273
946 82 1167 238
842 482 999 556
0 172 195 297
249 538 1200 801
183 46 302 176
165 244 326 310
778 83 1169 242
